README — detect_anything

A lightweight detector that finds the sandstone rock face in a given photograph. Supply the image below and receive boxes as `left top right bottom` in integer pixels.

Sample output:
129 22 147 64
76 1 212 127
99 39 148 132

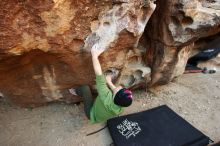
142 0 220 85
0 0 155 107
0 0 220 107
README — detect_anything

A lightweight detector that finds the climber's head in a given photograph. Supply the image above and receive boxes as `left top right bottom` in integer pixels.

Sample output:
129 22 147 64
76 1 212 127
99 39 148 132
113 87 133 107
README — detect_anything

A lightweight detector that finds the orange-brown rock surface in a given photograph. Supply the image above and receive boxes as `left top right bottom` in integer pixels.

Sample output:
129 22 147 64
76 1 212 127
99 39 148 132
0 0 155 107
0 0 220 107
142 0 220 85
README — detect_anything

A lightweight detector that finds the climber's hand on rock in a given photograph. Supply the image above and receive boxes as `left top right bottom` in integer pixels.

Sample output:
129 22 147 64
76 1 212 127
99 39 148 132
91 44 105 58
106 75 112 83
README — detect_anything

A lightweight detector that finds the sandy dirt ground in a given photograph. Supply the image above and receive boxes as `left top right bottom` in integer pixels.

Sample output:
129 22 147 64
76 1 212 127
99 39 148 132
0 73 220 146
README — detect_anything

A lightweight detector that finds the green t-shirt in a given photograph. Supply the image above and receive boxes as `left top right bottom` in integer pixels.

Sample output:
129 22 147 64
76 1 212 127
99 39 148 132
90 75 123 123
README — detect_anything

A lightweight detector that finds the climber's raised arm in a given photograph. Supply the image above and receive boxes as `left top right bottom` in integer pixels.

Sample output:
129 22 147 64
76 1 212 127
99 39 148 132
91 44 105 75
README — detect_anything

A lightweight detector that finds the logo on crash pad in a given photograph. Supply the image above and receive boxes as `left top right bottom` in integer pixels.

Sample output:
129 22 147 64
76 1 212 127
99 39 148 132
117 119 141 139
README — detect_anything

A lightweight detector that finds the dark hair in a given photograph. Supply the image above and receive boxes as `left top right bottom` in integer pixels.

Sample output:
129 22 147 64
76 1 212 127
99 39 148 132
114 88 133 107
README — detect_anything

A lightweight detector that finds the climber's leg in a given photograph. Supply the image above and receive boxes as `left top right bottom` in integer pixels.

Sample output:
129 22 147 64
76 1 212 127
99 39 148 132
75 85 93 119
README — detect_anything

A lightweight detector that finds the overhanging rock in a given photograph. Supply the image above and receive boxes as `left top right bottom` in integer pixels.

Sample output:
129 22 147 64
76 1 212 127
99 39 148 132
0 0 155 107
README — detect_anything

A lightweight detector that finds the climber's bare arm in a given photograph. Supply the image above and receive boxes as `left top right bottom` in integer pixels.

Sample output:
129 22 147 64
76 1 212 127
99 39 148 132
91 44 117 90
91 44 105 75
91 44 119 93
106 75 116 90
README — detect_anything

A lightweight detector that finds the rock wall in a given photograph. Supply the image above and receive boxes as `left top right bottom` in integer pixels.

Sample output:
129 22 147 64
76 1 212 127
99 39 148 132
0 0 220 107
142 0 220 85
0 0 155 107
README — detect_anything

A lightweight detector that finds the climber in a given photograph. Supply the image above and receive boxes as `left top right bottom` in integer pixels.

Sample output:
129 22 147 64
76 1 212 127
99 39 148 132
69 44 133 123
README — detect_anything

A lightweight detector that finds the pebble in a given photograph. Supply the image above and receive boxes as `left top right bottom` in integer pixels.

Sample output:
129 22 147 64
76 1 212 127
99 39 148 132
207 100 211 104
214 96 219 99
183 111 188 115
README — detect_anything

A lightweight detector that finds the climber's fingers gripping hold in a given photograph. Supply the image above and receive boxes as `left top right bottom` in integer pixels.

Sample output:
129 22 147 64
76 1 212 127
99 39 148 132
91 44 106 58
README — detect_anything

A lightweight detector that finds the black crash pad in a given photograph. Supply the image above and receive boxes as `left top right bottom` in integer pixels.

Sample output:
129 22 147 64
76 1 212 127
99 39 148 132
188 48 220 66
107 105 210 146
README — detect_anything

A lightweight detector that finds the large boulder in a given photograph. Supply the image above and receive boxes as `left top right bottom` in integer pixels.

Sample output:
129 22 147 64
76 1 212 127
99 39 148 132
0 0 155 107
1 0 220 107
142 0 220 85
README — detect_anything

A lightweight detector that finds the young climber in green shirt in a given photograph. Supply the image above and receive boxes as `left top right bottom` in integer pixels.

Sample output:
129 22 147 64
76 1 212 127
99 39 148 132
69 44 133 123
